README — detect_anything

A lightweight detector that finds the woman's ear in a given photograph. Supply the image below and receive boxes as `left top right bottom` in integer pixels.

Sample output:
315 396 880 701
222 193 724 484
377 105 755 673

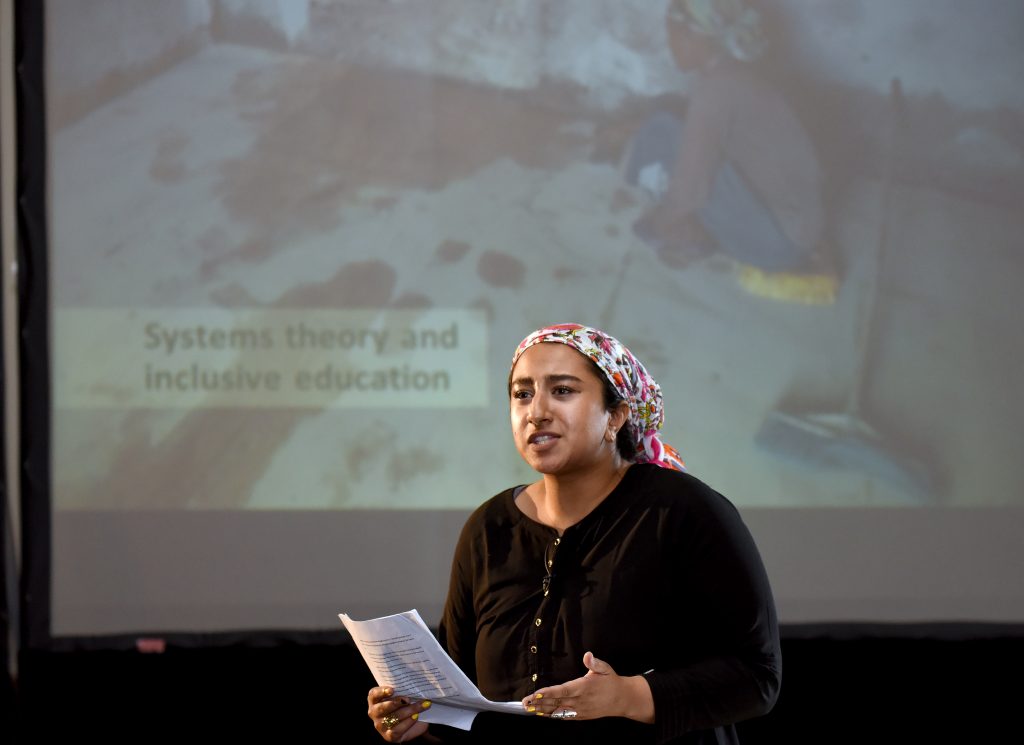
611 401 630 434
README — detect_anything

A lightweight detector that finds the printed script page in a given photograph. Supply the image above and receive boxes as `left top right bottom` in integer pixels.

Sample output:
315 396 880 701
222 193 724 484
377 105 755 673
340 609 527 730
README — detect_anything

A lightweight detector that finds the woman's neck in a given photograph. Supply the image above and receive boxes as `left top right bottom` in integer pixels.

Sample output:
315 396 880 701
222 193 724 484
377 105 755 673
526 460 631 533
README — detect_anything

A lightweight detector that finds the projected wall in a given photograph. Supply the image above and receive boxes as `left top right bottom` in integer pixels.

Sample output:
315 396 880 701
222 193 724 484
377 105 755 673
41 0 1024 634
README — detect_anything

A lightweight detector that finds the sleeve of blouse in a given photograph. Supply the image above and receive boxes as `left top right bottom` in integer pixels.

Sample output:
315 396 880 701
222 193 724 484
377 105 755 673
435 515 479 685
643 482 782 743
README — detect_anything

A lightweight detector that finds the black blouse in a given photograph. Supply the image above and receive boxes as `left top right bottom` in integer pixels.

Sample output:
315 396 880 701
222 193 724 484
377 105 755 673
435 464 781 744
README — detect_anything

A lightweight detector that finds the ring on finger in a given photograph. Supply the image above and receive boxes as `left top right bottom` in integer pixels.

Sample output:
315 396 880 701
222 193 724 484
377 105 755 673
382 714 400 730
552 709 578 720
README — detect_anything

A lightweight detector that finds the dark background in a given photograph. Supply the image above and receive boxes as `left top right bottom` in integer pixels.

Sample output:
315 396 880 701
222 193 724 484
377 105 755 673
6 627 1021 742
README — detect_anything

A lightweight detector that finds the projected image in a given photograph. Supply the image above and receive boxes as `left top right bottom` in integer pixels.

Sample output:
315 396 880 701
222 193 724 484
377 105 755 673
49 0 1024 509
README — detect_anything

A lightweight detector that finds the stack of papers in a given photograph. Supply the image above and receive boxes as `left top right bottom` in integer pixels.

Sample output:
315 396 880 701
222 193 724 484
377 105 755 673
340 609 527 730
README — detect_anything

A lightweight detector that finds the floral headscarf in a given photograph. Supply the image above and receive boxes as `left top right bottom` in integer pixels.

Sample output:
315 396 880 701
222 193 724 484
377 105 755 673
669 0 767 62
511 323 685 471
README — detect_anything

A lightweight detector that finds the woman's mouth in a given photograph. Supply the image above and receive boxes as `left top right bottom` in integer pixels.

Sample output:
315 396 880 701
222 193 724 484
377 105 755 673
528 433 558 446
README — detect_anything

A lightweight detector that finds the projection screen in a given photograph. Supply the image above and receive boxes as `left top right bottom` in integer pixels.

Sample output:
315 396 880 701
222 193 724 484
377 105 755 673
37 0 1024 638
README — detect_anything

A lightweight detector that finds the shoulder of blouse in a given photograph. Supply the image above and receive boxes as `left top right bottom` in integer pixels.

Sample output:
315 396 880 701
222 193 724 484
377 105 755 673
632 463 743 521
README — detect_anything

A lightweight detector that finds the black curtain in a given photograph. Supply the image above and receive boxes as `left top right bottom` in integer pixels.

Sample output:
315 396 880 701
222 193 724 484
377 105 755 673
15 0 50 656
0 244 10 739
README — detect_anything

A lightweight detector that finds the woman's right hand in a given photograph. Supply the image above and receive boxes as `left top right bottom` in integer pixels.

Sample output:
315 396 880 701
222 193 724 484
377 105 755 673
367 686 431 742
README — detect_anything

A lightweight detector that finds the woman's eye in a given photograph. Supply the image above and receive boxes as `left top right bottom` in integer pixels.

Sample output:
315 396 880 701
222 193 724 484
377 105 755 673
553 386 574 395
513 390 532 400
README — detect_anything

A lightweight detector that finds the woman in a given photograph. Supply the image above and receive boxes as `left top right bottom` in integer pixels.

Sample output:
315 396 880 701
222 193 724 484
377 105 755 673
368 323 780 743
628 0 837 304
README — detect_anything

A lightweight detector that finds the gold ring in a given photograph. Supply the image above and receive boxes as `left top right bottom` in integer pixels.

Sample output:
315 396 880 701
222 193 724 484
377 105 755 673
382 714 400 730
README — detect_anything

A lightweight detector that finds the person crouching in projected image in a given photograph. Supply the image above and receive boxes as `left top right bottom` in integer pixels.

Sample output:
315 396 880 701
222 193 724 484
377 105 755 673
627 0 838 305
367 323 780 744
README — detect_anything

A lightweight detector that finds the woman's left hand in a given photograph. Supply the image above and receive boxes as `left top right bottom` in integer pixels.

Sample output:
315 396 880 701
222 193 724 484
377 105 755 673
521 651 655 723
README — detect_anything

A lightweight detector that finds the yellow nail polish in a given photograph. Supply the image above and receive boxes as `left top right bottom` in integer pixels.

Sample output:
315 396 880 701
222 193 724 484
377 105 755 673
421 700 432 709
527 706 536 713
536 711 545 717
412 713 419 721
536 693 543 699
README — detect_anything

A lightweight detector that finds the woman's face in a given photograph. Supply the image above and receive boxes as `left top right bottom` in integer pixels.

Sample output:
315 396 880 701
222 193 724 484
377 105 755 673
509 343 627 477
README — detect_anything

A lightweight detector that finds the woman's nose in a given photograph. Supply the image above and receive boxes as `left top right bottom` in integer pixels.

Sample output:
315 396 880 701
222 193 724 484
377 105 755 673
527 394 549 424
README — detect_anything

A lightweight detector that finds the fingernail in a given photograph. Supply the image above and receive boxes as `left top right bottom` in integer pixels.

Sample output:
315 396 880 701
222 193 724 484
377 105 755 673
527 706 536 713
535 693 543 699
412 713 419 721
421 700 432 709
536 711 545 717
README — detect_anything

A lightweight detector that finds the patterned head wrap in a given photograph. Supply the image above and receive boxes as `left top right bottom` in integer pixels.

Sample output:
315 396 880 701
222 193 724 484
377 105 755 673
511 323 685 471
669 0 767 62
